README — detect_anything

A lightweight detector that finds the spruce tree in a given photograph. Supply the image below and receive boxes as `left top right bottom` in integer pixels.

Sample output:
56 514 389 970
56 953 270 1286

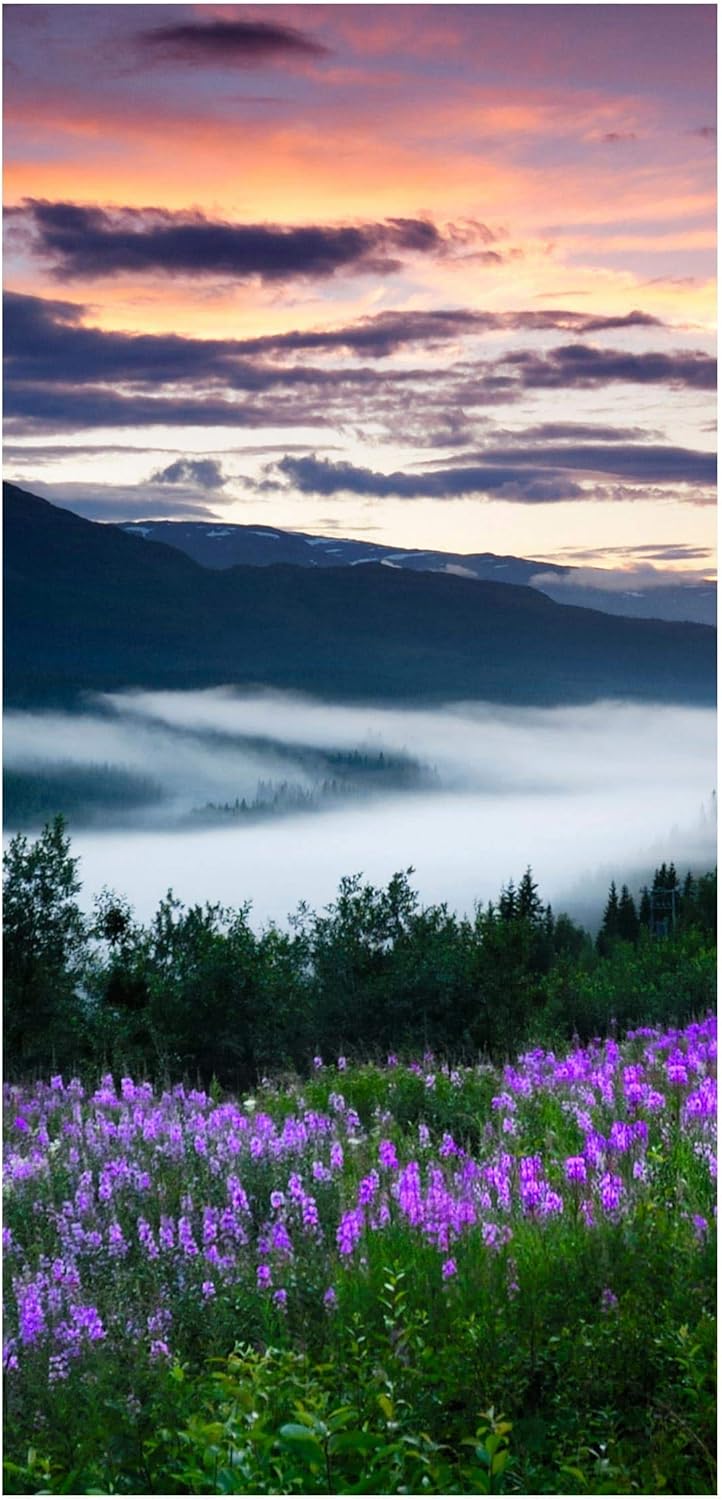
597 880 619 954
498 880 517 921
517 867 543 924
618 884 639 943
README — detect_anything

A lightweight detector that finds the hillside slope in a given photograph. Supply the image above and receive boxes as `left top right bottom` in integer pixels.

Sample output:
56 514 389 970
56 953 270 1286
4 483 716 707
117 516 716 626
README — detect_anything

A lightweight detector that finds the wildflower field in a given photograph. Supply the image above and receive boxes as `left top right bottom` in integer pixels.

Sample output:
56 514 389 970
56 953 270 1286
4 1019 717 1495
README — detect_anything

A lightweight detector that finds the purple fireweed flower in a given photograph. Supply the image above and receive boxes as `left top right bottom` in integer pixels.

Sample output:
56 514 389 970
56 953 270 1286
313 1056 323 1070
379 1140 398 1170
609 1121 634 1154
336 1208 364 1256
372 1199 392 1230
49 1352 70 1384
520 1178 543 1214
491 1093 516 1113
358 1170 380 1206
273 1288 288 1307
685 1078 717 1118
583 1131 606 1168
64 1304 106 1345
17 1280 46 1347
257 1264 272 1289
178 1217 199 1257
330 1143 344 1171
159 1216 175 1252
201 1281 216 1300
666 1059 689 1088
270 1190 285 1210
220 1206 245 1244
599 1172 625 1217
323 1286 337 1309
541 1189 564 1217
439 1132 460 1158
147 1308 171 1335
418 1123 431 1149
202 1207 219 1246
482 1222 500 1248
441 1258 457 1279
226 1176 250 1214
565 1156 587 1183
337 1056 347 1072
271 1221 293 1256
692 1215 709 1240
301 1195 320 1232
149 1339 171 1361
137 1218 159 1260
601 1287 618 1311
519 1154 543 1181
395 1160 424 1225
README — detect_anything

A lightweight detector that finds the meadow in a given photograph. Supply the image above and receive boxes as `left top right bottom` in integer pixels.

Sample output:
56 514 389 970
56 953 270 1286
4 1018 716 1495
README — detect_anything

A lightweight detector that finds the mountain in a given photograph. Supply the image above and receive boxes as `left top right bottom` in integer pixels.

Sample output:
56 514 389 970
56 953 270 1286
4 483 716 709
117 518 716 626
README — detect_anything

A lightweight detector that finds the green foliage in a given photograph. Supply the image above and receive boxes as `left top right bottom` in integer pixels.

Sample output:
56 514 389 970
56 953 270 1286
4 1034 716 1496
3 821 716 1087
3 762 163 829
3 815 88 1071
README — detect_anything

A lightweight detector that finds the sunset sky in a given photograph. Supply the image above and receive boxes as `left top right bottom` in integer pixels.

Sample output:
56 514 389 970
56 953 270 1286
3 3 716 575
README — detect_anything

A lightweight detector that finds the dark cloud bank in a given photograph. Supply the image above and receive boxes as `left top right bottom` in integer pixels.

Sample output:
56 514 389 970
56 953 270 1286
275 447 716 500
138 17 330 65
5 292 716 452
15 201 446 282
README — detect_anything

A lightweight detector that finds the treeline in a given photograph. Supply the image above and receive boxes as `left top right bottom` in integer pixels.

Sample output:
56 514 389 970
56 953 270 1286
4 748 436 833
596 863 715 951
3 817 716 1087
3 762 163 827
190 776 385 824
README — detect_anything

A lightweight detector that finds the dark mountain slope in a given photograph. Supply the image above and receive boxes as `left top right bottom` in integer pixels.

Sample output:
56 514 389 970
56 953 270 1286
117 516 716 626
4 483 716 708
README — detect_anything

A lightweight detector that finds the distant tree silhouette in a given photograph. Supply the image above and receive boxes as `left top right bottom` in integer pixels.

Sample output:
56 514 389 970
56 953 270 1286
597 881 620 954
617 884 639 943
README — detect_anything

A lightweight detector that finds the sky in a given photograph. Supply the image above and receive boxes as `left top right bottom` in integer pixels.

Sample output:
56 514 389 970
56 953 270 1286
3 3 717 574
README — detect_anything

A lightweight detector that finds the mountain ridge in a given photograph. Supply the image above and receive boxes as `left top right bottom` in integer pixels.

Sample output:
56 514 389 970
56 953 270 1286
115 515 716 626
4 482 716 710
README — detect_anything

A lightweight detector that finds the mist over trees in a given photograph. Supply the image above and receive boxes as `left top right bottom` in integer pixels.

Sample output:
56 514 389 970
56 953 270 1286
4 817 716 1087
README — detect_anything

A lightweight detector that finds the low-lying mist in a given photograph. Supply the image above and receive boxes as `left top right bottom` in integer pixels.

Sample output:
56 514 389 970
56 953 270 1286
4 688 716 931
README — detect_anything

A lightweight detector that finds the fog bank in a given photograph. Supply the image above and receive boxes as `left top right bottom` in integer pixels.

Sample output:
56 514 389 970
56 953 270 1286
4 689 716 929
